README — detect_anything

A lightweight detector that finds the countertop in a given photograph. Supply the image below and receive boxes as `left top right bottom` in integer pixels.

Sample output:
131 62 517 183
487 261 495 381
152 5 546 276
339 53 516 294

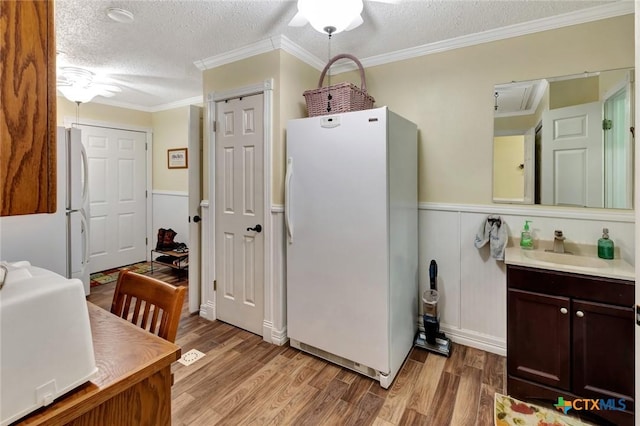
504 245 635 281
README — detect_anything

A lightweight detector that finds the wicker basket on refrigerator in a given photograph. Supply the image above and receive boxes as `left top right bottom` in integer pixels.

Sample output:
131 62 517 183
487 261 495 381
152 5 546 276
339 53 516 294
303 53 375 117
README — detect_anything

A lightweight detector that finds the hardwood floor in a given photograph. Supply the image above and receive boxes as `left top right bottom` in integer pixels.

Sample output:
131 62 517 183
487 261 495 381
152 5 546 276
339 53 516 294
88 266 506 425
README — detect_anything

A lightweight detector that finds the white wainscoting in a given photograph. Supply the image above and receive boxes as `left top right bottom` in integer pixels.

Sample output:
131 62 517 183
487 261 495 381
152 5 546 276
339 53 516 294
152 191 189 250
200 201 635 355
419 203 635 356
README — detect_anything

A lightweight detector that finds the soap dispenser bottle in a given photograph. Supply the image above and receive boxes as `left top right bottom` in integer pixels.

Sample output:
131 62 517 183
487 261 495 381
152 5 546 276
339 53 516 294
598 228 614 259
520 220 533 249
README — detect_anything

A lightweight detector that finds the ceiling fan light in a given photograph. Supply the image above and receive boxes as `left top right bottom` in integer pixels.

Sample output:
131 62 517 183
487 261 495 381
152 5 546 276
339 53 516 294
297 0 363 34
106 7 135 24
58 85 98 103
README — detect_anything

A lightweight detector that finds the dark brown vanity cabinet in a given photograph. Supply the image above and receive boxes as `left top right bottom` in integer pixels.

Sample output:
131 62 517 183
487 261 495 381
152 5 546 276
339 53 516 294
507 265 635 426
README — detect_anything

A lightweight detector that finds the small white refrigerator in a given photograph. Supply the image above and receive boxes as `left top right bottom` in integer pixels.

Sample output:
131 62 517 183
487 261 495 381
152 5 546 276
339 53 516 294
0 127 90 294
285 107 418 388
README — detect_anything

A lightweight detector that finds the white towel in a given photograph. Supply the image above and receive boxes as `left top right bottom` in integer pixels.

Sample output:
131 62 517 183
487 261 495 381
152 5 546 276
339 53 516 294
474 215 508 261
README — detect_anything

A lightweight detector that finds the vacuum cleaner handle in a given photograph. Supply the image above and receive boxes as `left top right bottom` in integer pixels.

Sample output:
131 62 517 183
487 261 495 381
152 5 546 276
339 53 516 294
429 260 438 290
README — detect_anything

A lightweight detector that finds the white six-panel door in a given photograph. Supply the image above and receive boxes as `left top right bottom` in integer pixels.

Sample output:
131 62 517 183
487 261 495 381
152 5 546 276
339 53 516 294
215 94 265 335
80 125 147 273
541 102 603 207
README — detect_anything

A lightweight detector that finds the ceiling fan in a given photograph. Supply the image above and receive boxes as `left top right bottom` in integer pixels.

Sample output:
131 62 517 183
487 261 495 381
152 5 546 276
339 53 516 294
288 0 401 35
56 67 122 103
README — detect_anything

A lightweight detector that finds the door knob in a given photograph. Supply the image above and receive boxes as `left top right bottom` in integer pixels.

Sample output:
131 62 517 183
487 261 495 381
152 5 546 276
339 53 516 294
192 215 201 223
560 308 568 314
247 224 262 233
576 310 584 318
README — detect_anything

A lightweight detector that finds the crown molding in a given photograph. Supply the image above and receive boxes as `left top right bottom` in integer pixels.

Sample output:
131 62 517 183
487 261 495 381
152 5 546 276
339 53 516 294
274 35 326 71
195 35 324 72
88 95 204 113
147 95 204 112
114 1 633 111
328 1 635 75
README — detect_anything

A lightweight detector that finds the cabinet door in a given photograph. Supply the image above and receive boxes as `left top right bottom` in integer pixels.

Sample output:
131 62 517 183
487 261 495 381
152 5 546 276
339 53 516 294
508 289 571 390
573 299 635 405
0 0 56 216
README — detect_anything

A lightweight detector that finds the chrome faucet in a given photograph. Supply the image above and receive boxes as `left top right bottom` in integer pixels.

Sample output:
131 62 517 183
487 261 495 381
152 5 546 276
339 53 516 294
546 230 567 253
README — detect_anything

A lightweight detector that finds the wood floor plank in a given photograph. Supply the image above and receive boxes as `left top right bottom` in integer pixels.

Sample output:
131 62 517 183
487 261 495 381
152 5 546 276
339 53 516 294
376 359 422 424
476 383 498 426
245 364 319 425
449 365 483 426
371 417 395 426
464 346 486 370
172 335 244 384
482 351 505 390
215 372 292 425
406 352 447 416
425 371 461 425
345 391 386 426
336 369 360 385
308 362 342 390
444 343 467 376
341 374 374 405
87 268 508 426
408 347 429 363
291 378 350 425
212 354 293 417
267 384 320 426
398 408 430 425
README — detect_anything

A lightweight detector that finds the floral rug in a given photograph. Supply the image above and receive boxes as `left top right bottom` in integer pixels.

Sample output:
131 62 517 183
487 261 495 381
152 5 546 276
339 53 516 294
89 261 151 287
495 393 594 426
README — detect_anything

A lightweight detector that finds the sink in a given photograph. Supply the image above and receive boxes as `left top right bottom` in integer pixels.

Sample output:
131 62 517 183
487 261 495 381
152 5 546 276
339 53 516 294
523 250 609 269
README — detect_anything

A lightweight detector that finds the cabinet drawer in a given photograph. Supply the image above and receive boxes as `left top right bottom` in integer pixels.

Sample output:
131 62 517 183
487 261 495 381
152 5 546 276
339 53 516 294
507 265 634 306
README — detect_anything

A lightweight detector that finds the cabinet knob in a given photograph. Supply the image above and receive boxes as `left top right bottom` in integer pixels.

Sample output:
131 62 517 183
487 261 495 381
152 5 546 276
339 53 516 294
560 307 568 314
576 310 584 318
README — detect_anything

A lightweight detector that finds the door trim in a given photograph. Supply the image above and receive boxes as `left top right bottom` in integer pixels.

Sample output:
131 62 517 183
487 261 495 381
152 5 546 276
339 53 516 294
63 117 153 263
204 80 274 343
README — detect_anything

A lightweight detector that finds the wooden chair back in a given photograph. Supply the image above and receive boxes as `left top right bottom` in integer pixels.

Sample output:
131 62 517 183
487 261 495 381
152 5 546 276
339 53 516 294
110 270 186 343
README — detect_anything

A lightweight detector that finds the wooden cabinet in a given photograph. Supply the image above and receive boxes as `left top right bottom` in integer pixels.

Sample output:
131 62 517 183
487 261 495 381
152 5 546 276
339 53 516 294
507 265 635 426
0 0 57 216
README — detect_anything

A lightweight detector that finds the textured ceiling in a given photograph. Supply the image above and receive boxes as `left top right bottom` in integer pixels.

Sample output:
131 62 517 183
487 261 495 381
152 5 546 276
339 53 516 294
54 0 619 110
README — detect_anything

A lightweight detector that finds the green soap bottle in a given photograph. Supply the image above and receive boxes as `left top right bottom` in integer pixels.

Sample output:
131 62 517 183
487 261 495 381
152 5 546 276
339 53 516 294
520 220 533 249
597 228 614 259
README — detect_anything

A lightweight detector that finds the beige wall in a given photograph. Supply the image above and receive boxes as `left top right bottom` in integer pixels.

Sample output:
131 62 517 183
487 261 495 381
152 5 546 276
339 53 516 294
57 97 152 127
549 76 599 109
359 15 633 204
58 97 194 192
200 15 633 206
202 50 319 201
493 135 525 200
151 107 190 192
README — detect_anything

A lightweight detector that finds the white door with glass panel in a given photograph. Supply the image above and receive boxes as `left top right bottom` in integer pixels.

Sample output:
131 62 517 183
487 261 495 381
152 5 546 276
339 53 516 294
215 94 265 335
79 125 147 273
541 102 603 207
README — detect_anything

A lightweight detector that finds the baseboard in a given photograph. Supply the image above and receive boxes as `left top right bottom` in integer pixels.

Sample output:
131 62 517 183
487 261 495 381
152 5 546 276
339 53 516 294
415 316 506 356
263 320 288 346
199 301 215 321
440 325 506 356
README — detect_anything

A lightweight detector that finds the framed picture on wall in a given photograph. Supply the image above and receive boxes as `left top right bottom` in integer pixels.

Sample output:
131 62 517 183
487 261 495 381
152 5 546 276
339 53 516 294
168 148 188 169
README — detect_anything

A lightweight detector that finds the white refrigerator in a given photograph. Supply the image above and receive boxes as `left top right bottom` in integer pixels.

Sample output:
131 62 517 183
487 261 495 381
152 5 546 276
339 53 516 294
0 127 90 294
285 107 418 388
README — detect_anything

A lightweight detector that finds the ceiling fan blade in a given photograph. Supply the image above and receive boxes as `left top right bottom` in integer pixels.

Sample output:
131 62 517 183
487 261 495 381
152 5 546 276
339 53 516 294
288 11 309 27
93 83 121 93
345 14 364 31
95 89 116 98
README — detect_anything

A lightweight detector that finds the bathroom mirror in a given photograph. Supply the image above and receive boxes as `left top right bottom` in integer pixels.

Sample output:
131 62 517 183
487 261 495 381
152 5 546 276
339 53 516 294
492 67 634 209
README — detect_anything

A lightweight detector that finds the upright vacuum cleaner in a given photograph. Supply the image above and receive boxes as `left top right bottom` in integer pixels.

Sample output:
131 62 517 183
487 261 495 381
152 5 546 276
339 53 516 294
414 259 452 357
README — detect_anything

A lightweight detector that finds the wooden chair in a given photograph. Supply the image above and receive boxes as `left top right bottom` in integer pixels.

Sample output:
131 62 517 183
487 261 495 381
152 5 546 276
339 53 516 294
110 269 186 343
